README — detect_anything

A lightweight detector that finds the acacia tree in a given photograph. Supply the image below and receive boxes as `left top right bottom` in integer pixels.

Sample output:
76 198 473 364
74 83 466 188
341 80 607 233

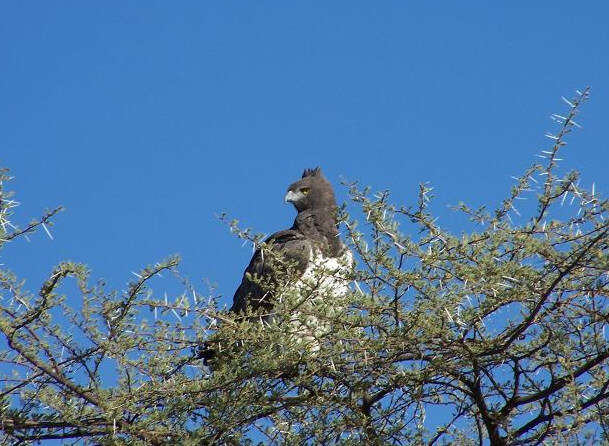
2 88 609 445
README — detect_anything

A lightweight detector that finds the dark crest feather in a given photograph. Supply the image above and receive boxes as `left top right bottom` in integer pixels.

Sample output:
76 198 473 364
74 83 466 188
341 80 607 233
302 167 321 178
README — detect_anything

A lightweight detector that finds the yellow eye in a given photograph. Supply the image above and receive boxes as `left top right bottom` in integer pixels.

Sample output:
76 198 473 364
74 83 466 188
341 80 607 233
301 187 310 195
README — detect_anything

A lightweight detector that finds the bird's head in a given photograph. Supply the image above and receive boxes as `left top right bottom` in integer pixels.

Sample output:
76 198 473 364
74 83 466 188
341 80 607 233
284 167 337 212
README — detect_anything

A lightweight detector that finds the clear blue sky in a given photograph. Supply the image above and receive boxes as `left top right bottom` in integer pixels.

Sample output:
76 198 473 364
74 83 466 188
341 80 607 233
2 3 609 316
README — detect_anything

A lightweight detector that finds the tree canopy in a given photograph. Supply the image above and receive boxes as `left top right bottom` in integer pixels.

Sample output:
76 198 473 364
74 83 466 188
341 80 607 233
2 89 609 445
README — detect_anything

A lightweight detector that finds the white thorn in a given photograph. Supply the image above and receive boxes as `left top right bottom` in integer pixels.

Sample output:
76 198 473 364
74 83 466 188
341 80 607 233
510 203 520 216
41 223 54 240
444 307 454 323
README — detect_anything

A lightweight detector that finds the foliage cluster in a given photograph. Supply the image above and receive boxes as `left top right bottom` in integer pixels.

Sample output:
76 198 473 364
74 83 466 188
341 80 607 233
2 89 609 445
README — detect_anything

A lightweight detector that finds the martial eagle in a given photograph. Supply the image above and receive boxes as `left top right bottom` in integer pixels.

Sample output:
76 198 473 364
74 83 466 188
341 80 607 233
203 168 352 361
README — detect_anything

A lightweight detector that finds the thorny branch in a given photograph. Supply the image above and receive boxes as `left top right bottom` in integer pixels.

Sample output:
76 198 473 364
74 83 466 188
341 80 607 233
2 89 609 445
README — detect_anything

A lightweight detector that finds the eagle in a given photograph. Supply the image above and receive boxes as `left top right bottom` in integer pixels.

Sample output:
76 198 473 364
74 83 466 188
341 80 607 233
202 167 352 362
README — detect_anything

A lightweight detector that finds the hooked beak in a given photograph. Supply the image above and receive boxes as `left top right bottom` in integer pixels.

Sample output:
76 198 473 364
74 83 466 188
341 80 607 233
284 190 302 204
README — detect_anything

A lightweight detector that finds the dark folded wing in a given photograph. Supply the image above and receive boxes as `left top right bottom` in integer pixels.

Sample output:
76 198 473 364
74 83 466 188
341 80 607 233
230 230 313 313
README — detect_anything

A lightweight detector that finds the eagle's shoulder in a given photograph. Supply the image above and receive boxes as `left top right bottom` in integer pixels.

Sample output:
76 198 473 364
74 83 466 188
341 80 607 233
261 229 314 268
230 229 315 313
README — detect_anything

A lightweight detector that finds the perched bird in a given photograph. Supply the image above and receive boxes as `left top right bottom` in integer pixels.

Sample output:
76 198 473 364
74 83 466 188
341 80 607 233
231 167 351 309
202 167 352 362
